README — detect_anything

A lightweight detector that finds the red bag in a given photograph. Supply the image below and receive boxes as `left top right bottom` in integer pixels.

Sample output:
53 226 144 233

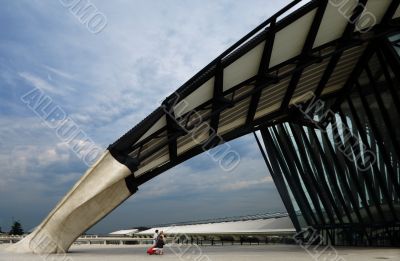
147 247 156 255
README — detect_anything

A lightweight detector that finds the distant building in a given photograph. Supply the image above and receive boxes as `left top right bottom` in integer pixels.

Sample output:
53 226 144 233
135 213 295 243
109 229 138 237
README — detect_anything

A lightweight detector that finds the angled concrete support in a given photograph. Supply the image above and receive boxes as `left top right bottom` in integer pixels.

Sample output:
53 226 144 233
7 151 135 254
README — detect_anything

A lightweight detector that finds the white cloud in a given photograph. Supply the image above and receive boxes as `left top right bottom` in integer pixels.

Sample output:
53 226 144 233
0 117 77 186
19 72 67 95
43 65 76 80
220 176 273 191
135 153 273 201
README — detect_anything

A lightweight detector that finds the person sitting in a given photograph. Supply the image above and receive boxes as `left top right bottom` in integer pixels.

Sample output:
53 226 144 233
153 231 166 255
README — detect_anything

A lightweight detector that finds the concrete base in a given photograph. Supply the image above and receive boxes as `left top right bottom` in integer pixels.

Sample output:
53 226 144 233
1 244 400 261
6 151 132 254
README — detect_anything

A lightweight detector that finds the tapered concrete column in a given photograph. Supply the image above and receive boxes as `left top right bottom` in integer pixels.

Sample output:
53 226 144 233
7 151 134 254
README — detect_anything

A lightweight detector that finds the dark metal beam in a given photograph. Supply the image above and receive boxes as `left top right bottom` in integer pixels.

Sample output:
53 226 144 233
355 81 400 200
381 37 400 86
376 48 400 115
124 175 139 195
317 125 355 224
109 108 165 154
307 129 342 224
381 0 400 23
342 101 398 221
329 114 375 224
254 131 303 232
209 61 224 136
246 20 277 125
269 126 318 226
277 124 329 225
314 0 369 99
331 42 375 111
305 126 346 225
166 112 178 162
336 108 387 223
318 128 365 225
280 0 327 111
365 64 400 160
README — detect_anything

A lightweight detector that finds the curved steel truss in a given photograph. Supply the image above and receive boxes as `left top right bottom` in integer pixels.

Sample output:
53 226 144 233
108 0 400 191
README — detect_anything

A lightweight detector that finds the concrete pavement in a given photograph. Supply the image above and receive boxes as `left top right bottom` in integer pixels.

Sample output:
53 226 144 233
1 244 400 261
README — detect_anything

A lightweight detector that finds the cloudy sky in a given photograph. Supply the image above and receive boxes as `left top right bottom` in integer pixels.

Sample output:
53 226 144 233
0 0 291 234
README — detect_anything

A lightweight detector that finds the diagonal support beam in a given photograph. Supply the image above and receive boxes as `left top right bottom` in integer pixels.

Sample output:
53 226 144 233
382 0 400 23
166 113 178 162
206 61 234 148
209 61 224 134
165 109 188 162
314 0 374 100
257 128 303 231
246 20 276 125
280 0 328 111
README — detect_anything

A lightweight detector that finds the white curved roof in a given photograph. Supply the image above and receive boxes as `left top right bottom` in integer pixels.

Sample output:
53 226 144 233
109 229 138 236
138 216 295 235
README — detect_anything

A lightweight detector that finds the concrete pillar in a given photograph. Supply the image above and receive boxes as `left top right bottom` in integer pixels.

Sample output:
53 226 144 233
7 151 133 254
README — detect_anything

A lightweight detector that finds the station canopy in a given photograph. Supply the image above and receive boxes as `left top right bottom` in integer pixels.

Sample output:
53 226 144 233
109 0 400 186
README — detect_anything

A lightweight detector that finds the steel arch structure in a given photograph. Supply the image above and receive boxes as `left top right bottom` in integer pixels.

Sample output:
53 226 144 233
10 0 400 254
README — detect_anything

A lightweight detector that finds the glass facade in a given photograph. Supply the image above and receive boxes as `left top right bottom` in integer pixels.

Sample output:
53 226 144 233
259 34 400 246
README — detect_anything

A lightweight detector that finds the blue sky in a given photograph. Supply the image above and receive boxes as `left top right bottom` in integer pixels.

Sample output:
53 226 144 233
0 0 291 234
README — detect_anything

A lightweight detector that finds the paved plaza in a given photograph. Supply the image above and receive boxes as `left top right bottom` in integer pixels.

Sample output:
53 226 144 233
0 244 399 261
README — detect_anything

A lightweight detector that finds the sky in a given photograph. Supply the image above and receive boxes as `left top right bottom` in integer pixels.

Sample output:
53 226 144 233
0 0 292 234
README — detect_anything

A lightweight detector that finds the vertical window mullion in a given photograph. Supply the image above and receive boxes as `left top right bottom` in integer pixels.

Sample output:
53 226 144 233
346 97 398 221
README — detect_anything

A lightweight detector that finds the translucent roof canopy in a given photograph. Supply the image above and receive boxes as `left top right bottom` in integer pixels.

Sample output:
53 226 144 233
109 0 400 188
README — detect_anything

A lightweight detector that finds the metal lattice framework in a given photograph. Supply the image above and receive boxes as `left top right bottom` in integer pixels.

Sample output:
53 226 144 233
108 0 400 192
253 34 400 246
